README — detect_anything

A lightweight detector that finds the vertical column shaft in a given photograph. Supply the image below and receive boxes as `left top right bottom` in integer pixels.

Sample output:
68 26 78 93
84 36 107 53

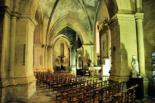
9 15 16 78
135 13 146 77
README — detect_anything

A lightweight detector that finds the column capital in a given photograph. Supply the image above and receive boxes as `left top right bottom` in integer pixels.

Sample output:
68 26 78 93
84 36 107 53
47 45 52 49
11 11 21 17
112 13 135 21
70 45 73 48
135 13 144 20
0 6 12 16
18 14 37 26
82 44 94 47
45 45 49 49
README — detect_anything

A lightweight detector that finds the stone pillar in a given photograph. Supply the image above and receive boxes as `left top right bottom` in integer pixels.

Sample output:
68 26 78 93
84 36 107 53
0 5 10 102
135 13 146 77
41 45 46 72
41 44 45 69
47 45 53 72
70 45 76 74
0 0 39 102
95 22 100 65
44 46 48 72
82 44 94 66
136 0 142 13
110 14 138 82
135 13 148 96
107 26 112 60
9 13 16 81
0 6 10 86
4 15 36 102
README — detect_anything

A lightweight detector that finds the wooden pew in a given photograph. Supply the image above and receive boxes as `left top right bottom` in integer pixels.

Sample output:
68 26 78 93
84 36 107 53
35 72 138 103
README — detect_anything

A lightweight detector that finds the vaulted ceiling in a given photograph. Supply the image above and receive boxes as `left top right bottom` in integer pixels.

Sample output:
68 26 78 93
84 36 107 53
34 0 137 45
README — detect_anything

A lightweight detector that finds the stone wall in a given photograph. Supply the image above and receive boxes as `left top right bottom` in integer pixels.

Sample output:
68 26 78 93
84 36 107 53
53 38 70 69
143 0 155 79
0 0 38 102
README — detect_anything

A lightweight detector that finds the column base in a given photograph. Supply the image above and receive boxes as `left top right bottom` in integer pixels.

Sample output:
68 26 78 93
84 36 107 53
0 81 36 103
70 65 77 75
109 75 130 82
143 77 149 97
0 76 36 103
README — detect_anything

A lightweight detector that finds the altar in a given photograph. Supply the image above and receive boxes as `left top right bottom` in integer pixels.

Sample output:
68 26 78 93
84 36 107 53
89 67 101 76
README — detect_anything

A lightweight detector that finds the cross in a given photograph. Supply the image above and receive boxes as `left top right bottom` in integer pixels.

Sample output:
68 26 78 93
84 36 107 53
58 55 65 70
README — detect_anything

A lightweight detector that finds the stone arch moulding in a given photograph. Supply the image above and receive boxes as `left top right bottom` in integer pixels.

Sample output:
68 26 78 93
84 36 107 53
98 0 138 21
35 5 44 24
52 36 71 58
103 0 138 18
51 35 71 70
17 0 39 18
96 0 110 24
104 0 118 18
47 15 92 45
96 0 118 24
52 34 71 48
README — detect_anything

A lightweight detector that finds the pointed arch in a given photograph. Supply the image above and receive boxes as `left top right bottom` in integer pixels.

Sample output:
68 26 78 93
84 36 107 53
48 14 93 45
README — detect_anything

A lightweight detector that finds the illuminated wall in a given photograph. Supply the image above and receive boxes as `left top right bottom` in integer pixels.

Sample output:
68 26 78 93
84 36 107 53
53 38 70 69
143 0 155 79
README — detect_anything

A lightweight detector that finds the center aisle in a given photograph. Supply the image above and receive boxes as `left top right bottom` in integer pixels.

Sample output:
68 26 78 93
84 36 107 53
28 85 58 103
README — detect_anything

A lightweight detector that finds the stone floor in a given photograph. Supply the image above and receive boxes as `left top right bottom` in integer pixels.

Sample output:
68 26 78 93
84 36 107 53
28 85 58 103
136 97 155 103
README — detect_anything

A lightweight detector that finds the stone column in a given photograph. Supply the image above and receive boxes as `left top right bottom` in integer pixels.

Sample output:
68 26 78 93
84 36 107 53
110 14 138 82
107 26 111 60
70 45 73 66
42 45 45 71
135 13 148 96
11 16 37 102
68 45 76 75
47 45 53 72
82 44 94 65
95 23 100 65
9 0 20 80
44 45 48 72
0 5 11 102
9 13 16 80
135 13 146 77
136 0 142 13
0 6 10 85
